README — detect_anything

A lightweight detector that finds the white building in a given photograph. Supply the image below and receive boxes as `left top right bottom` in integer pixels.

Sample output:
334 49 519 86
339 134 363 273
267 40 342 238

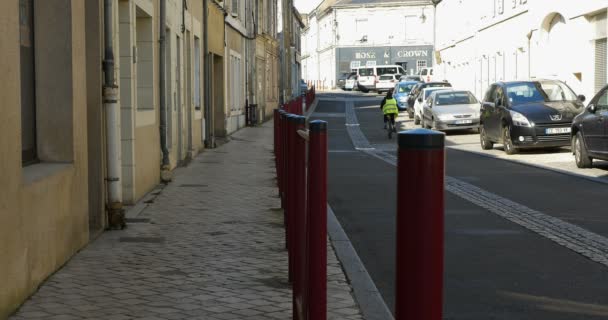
435 0 607 101
302 0 436 89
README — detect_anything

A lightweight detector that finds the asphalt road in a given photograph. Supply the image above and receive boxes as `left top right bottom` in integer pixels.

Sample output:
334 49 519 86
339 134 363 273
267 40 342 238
312 91 608 319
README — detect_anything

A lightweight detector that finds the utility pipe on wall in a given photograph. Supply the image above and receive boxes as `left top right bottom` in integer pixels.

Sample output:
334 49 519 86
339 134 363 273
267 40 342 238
103 0 124 229
160 0 171 180
203 0 213 148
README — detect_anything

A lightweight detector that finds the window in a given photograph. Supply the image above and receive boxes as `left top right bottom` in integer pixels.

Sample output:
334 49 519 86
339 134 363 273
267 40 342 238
194 37 201 110
404 16 417 41
496 0 504 15
230 52 242 110
355 19 368 34
136 8 154 110
231 0 238 17
20 0 36 165
358 68 374 76
417 60 427 73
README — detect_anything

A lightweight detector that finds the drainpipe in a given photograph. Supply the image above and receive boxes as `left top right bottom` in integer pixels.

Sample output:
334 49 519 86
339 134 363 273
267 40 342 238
160 0 171 181
103 0 124 229
203 0 213 148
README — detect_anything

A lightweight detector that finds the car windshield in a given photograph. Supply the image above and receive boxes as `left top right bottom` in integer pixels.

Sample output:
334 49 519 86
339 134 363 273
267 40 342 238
435 92 478 105
397 83 415 93
506 81 578 105
539 81 578 101
379 75 393 80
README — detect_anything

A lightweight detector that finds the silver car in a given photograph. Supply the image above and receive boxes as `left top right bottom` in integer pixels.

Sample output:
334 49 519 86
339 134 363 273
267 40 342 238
421 90 481 131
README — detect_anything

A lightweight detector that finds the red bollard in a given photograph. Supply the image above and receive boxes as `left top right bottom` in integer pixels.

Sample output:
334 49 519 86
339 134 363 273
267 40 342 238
286 114 297 283
292 115 307 320
396 129 445 320
277 110 286 203
307 120 327 320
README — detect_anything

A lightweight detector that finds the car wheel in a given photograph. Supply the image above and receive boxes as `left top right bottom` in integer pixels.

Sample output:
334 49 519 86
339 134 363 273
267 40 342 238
414 114 420 125
574 132 593 168
479 124 493 150
502 126 518 155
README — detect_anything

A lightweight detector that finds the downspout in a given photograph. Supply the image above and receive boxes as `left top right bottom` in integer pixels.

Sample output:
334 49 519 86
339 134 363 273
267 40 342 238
203 0 213 148
160 0 172 180
103 0 124 229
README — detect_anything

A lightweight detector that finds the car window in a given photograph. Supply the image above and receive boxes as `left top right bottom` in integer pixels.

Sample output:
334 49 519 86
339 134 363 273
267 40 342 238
484 85 496 102
420 69 428 76
398 83 415 93
505 83 546 105
596 89 608 110
538 81 578 102
424 88 444 99
359 68 374 76
430 69 434 75
379 75 393 80
435 92 478 105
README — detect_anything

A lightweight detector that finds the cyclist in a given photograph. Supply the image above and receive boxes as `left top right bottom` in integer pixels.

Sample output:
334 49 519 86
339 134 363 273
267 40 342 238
380 89 398 131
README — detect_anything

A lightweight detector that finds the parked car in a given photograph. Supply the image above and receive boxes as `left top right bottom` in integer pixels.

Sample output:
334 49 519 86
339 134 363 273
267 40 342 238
300 79 308 94
337 72 354 90
479 80 585 155
344 74 358 91
401 75 422 82
419 67 434 82
393 81 419 112
407 81 452 119
355 65 407 92
414 87 453 124
376 74 400 93
421 90 481 131
571 85 607 168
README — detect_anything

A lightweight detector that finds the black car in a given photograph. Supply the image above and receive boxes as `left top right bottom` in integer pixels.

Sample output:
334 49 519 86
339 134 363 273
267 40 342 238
479 80 585 155
337 72 356 90
571 85 608 168
407 81 452 118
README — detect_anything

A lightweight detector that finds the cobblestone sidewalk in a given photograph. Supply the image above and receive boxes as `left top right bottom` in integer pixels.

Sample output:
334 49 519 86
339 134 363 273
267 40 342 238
10 121 363 320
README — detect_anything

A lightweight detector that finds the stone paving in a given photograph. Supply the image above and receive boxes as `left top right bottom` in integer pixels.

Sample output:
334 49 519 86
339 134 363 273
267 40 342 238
10 121 363 320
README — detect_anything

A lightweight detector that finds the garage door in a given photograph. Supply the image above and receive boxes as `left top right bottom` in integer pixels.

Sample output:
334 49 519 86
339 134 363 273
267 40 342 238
595 38 607 94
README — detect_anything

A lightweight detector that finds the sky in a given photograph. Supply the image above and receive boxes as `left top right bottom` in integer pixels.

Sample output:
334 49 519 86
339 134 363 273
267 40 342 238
294 0 324 15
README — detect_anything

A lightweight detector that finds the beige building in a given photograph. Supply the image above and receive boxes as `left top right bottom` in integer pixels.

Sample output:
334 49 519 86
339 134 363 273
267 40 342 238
1 0 280 317
1 1 91 317
256 0 281 120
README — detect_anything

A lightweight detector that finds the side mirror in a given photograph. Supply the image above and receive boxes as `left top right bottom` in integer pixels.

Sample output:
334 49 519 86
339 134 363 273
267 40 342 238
418 97 423 103
578 95 586 103
589 104 597 113
495 98 502 107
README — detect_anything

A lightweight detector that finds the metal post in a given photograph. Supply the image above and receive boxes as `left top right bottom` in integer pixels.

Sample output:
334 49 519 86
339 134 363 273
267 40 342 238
307 120 327 320
396 128 445 320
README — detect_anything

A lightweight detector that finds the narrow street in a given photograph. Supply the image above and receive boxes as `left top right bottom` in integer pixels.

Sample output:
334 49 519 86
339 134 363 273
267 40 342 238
311 91 608 319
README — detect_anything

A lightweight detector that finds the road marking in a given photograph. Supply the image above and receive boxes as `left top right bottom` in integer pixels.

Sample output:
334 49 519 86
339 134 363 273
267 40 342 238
341 101 608 268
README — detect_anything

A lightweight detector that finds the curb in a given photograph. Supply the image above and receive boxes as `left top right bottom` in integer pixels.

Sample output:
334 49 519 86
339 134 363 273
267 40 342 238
327 205 394 320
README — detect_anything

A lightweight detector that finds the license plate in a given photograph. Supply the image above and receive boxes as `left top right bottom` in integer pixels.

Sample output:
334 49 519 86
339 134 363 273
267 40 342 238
545 127 570 134
455 120 473 124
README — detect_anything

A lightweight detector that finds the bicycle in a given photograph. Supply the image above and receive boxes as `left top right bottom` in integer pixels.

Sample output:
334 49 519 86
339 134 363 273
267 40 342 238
386 116 397 139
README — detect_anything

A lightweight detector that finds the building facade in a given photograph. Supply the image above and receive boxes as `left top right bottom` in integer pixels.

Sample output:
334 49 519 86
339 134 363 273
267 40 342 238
435 0 607 101
256 0 281 120
301 0 435 89
2 1 91 317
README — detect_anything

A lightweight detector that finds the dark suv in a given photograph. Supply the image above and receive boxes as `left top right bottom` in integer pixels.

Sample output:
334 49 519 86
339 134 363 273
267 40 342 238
571 85 608 168
407 81 452 118
479 80 585 155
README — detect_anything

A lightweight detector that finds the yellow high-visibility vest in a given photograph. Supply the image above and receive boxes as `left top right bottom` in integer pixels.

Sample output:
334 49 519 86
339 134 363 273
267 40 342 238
383 98 398 115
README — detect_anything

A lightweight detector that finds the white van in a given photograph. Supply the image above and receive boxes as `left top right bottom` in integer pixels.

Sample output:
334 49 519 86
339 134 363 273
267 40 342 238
356 65 407 92
419 67 434 83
